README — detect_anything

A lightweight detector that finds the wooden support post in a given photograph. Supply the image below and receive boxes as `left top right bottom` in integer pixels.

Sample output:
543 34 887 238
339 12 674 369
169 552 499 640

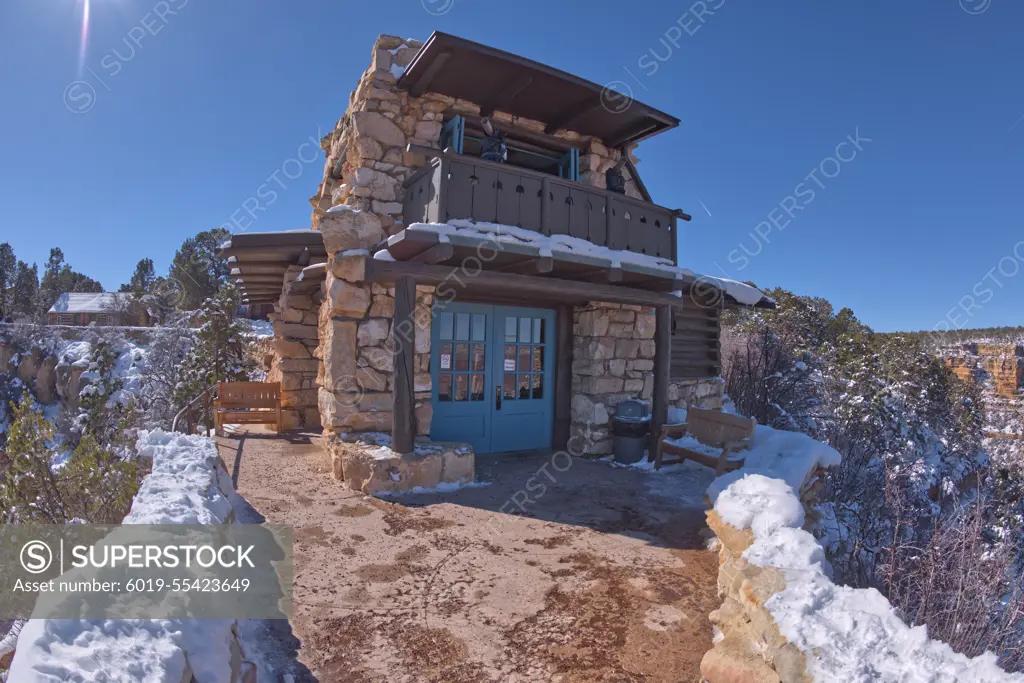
553 304 574 451
392 276 417 455
651 305 671 456
540 176 551 236
436 158 450 224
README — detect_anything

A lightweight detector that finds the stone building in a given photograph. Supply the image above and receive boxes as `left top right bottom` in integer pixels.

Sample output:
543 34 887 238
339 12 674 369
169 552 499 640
219 32 772 492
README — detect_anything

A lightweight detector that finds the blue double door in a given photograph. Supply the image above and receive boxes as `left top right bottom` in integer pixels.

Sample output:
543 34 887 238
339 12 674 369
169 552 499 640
430 302 555 454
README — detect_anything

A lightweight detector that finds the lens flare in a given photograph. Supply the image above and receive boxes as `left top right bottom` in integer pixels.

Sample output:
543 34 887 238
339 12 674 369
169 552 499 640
77 0 91 77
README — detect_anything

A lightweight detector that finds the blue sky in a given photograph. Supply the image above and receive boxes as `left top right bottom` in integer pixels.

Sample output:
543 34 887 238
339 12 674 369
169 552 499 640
1 0 1021 332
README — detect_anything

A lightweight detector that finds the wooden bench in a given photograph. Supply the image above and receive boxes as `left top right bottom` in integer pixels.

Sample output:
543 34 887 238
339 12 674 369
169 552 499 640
653 408 756 474
213 382 282 436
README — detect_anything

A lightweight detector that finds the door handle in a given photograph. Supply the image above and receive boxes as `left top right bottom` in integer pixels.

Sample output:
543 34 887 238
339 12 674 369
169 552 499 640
495 386 502 411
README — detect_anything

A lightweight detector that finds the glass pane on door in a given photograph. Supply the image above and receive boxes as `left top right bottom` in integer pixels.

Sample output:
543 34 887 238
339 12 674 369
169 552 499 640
499 315 547 403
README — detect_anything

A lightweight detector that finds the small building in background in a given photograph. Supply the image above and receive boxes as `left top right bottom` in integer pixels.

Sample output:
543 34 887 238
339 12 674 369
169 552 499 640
47 292 144 326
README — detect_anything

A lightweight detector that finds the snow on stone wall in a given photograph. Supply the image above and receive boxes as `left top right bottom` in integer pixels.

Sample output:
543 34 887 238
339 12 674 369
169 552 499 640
7 431 257 683
699 426 1024 683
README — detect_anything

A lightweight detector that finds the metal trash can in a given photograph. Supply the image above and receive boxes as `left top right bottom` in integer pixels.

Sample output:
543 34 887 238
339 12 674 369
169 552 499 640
612 400 651 464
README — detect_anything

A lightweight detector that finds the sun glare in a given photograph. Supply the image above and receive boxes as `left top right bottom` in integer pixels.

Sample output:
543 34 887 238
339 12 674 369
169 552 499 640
77 0 91 77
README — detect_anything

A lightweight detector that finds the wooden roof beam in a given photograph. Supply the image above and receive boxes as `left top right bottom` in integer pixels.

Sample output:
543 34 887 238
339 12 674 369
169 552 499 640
409 49 452 97
479 74 533 118
365 257 685 308
544 95 601 134
497 256 554 275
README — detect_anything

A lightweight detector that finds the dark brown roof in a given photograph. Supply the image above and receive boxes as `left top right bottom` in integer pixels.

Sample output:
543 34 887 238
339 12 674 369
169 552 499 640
398 32 680 148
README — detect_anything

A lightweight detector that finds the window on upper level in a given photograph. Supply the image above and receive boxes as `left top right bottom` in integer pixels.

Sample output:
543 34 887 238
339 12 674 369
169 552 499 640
440 114 580 181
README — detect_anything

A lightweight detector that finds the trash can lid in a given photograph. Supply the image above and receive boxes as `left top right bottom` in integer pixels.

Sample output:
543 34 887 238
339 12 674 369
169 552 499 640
614 399 650 422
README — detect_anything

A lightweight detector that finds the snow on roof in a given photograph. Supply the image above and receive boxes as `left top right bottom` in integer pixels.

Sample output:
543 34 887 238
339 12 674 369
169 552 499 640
48 292 128 314
384 220 771 308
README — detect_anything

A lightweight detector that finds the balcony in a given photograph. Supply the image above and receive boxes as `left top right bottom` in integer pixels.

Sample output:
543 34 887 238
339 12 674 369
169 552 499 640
402 150 683 265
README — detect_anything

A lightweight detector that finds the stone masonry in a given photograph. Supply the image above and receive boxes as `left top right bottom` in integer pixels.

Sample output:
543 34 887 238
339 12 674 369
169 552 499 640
570 302 724 455
315 207 432 479
266 266 322 430
699 465 829 683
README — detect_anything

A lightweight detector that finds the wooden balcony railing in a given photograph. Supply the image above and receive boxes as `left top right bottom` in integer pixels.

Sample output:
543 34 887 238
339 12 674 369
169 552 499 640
402 150 682 264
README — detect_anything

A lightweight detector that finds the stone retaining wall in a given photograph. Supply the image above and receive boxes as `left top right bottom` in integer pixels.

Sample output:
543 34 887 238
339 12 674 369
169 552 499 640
699 477 826 683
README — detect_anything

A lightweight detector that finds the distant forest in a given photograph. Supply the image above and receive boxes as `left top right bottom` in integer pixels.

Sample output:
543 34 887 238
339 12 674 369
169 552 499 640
878 326 1024 348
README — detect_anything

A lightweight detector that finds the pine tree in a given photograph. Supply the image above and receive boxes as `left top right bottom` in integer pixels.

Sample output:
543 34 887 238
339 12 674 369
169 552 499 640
0 242 15 321
139 276 181 325
0 398 140 524
175 284 255 410
11 261 38 320
121 258 156 296
73 335 140 453
169 228 230 310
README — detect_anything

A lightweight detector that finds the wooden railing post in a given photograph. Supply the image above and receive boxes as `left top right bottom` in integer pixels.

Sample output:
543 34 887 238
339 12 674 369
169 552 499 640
670 214 679 265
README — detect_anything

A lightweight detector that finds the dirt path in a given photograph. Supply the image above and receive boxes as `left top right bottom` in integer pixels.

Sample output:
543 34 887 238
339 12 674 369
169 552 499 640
221 428 720 683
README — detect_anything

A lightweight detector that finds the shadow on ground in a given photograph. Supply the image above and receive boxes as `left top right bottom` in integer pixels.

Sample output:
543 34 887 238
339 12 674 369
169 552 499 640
221 427 720 683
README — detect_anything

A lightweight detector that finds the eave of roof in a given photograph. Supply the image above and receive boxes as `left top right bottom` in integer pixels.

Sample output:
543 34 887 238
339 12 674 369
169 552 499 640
397 32 680 148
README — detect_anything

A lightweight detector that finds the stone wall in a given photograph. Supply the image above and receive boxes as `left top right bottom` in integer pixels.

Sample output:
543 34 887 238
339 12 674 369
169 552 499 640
569 302 725 455
266 266 322 430
316 208 433 478
701 509 812 683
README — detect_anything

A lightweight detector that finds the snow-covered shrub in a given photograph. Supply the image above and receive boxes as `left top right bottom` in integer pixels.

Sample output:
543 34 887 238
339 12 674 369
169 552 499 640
723 287 1023 671
0 399 141 524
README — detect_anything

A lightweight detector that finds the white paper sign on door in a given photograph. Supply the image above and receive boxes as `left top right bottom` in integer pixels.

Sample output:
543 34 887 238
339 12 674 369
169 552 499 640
440 353 451 369
503 359 516 371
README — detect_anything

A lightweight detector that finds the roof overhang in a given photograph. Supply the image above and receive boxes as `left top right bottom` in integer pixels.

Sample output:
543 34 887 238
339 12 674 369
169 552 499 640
371 227 772 309
398 32 680 148
216 230 328 303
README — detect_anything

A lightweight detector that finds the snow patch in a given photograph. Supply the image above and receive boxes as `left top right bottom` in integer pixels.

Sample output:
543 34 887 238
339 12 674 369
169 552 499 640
374 480 492 497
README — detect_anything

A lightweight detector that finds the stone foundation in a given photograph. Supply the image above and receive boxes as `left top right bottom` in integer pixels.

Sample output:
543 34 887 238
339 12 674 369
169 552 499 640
669 376 725 412
325 432 474 494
